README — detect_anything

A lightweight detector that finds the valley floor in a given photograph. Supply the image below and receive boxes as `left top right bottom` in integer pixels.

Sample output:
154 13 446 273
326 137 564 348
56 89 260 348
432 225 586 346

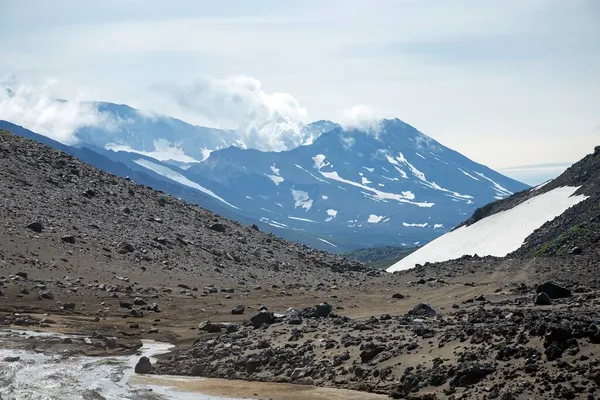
2 251 600 399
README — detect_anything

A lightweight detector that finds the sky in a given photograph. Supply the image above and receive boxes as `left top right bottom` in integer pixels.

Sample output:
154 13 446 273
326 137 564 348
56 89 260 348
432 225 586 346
0 0 598 182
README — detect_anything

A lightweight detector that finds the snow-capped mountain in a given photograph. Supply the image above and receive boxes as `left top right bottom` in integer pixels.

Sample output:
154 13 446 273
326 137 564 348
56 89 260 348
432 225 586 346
0 103 529 251
387 146 599 272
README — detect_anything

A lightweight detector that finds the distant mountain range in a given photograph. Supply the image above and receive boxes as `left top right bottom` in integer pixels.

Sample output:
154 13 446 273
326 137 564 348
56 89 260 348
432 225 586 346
0 101 529 251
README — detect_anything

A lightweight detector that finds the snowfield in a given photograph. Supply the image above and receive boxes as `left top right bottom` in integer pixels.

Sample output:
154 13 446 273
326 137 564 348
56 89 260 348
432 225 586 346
387 186 589 272
133 159 238 209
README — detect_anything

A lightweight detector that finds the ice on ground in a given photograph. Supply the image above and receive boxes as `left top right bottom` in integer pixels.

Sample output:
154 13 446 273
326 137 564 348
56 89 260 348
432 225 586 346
312 156 432 207
294 164 329 184
321 195 328 200
317 238 338 248
134 159 238 209
288 216 317 223
260 217 289 229
361 176 372 185
433 224 444 229
458 168 480 181
291 189 313 211
106 140 199 163
270 164 280 175
325 209 337 222
403 222 429 228
388 186 589 272
415 153 426 160
368 214 384 223
266 174 284 185
363 167 375 172
473 171 513 197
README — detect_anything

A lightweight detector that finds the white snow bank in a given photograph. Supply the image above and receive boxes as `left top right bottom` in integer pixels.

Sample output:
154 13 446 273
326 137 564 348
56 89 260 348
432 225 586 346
291 189 313 211
134 159 238 209
266 174 284 185
388 186 588 272
325 209 337 222
368 214 384 223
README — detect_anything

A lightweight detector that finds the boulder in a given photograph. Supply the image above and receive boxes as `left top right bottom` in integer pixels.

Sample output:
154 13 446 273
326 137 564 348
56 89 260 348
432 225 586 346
61 235 76 244
134 356 152 374
26 221 43 233
407 303 437 318
15 272 28 279
198 321 225 333
536 282 571 299
231 305 245 315
209 223 227 233
250 310 275 328
392 293 405 299
62 303 76 311
315 302 333 317
133 297 146 306
534 292 552 306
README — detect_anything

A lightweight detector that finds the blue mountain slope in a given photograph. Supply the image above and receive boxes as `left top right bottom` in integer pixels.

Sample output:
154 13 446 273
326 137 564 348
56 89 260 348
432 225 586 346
1 104 529 251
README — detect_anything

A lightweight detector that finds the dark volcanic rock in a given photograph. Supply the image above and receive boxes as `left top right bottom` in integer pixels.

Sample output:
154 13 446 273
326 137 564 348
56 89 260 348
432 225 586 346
534 292 552 305
61 235 76 244
250 310 275 328
26 221 43 232
231 305 245 315
536 282 572 299
134 356 152 374
450 362 495 387
209 223 227 233
408 303 437 317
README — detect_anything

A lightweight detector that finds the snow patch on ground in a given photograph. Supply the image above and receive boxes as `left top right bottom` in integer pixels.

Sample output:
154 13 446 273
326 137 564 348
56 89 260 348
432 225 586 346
134 159 238 209
361 176 372 185
325 209 338 222
363 167 375 172
433 224 444 229
474 171 513 197
260 217 289 229
388 186 589 272
288 216 317 223
458 168 480 181
321 195 328 200
291 189 313 211
294 164 329 184
317 238 338 248
266 175 284 185
313 155 433 207
403 222 429 228
368 214 384 223
106 140 199 163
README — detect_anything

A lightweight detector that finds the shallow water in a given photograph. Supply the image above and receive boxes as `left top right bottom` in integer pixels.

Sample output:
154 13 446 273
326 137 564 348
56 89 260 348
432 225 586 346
0 330 244 400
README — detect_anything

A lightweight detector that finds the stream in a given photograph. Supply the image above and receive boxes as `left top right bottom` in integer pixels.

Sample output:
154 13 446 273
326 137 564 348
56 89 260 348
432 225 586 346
0 329 243 400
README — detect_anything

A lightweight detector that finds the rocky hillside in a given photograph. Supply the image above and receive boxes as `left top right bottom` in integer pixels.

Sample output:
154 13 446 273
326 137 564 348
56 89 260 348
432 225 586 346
462 146 600 258
0 128 371 289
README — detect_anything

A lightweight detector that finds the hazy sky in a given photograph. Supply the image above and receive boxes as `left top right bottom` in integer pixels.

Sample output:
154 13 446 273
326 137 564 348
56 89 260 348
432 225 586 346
1 0 598 173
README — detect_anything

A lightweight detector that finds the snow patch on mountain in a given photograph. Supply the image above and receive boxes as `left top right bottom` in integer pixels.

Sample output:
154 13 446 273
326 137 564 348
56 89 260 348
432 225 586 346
403 222 429 228
388 186 589 272
291 189 313 211
317 238 338 247
133 159 238 209
266 174 284 185
288 216 317 223
325 209 338 222
368 214 384 223
106 140 199 163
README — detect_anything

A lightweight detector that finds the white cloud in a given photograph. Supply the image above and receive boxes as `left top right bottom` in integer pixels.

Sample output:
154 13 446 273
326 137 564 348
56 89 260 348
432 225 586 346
153 75 309 152
340 105 382 134
0 78 116 144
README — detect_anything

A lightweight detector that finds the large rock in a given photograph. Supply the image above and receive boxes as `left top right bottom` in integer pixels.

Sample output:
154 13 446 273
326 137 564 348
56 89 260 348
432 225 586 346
315 302 333 318
407 303 437 318
250 310 275 328
231 305 245 315
198 321 225 333
134 356 152 374
61 235 76 244
209 223 227 233
26 221 43 233
534 292 552 306
536 282 571 299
